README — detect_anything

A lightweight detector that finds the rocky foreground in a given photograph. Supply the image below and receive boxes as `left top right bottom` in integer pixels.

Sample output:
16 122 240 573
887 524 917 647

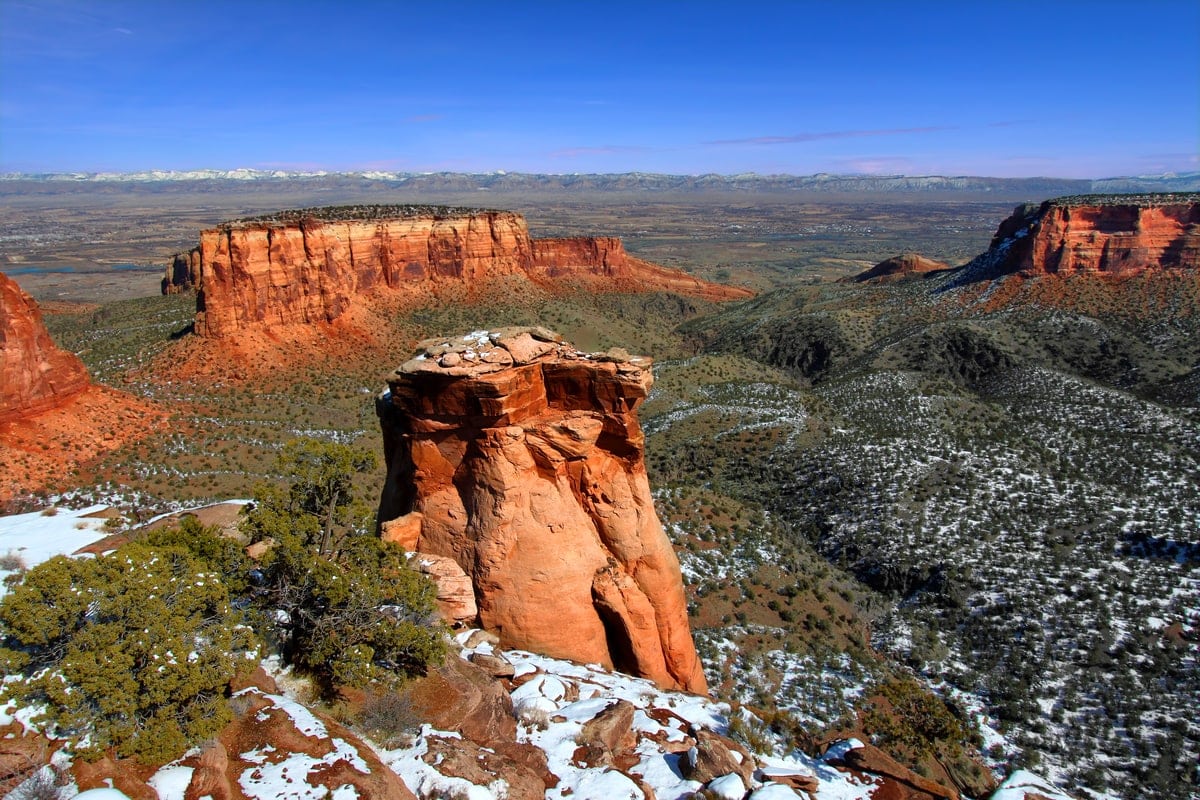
1 579 1071 800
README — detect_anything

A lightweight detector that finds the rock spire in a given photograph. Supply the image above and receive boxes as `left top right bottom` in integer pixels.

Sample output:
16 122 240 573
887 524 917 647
376 327 707 694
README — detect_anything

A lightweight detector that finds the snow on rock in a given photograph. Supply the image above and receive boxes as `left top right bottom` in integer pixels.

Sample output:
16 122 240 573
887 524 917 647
420 630 888 800
375 725 504 800
709 772 749 799
990 769 1080 800
146 764 194 800
749 785 802 799
229 689 402 800
822 738 864 762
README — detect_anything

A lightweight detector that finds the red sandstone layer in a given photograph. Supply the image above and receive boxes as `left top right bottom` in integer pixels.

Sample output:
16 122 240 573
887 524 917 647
994 199 1200 276
172 208 750 339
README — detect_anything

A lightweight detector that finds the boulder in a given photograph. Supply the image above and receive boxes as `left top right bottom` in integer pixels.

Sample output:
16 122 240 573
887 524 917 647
574 699 637 767
421 734 546 800
828 742 958 800
381 511 423 550
759 764 819 797
468 650 516 678
680 729 755 785
409 551 478 624
404 656 553 787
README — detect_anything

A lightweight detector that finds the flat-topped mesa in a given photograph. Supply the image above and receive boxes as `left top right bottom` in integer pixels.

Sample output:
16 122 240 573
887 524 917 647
987 193 1200 276
172 205 751 338
0 271 90 422
376 327 708 694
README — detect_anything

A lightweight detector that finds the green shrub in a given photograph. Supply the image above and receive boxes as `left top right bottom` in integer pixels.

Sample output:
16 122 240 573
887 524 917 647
0 543 260 763
861 676 973 758
261 535 446 697
143 515 252 594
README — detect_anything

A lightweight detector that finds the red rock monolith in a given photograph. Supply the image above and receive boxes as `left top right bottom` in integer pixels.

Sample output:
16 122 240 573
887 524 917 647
988 196 1200 276
377 327 708 694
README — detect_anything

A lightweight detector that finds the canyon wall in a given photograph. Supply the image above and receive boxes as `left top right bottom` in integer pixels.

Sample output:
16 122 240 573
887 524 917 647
173 206 750 339
990 196 1200 276
376 327 708 694
0 271 89 422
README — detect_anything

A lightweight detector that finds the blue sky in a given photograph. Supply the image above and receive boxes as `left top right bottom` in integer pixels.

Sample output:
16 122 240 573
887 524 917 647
1 0 1197 177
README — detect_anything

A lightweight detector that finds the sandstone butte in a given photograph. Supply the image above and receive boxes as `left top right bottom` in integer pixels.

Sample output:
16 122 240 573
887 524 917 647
375 326 708 695
0 271 90 422
989 193 1200 276
847 252 950 283
164 205 752 338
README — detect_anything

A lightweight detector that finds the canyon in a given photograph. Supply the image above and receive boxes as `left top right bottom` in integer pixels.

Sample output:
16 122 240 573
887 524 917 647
165 206 751 339
375 327 708 695
6 188 1197 799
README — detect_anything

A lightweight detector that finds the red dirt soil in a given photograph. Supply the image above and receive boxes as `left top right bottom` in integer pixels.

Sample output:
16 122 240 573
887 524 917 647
0 384 168 504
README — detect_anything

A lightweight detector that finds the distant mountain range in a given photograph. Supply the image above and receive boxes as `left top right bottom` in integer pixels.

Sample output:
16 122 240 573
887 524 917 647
3 169 1199 194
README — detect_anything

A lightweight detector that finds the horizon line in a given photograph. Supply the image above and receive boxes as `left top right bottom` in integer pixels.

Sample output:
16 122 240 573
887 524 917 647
2 168 1198 183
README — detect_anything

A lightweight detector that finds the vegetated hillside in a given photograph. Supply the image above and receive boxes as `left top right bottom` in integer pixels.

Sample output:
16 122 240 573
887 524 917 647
640 354 1007 797
680 269 1200 799
22 285 717 512
21 280 1004 798
22 194 1200 797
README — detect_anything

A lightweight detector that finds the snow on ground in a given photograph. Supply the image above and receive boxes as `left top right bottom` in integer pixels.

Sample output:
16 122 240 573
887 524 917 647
377 725 508 800
0 504 110 569
146 765 194 800
232 689 371 800
0 500 254 600
990 769 1080 800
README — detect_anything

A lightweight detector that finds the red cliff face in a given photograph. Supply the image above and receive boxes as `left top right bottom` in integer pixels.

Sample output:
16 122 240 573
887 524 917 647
162 250 200 294
179 207 750 339
376 327 708 694
0 271 89 422
991 197 1200 276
